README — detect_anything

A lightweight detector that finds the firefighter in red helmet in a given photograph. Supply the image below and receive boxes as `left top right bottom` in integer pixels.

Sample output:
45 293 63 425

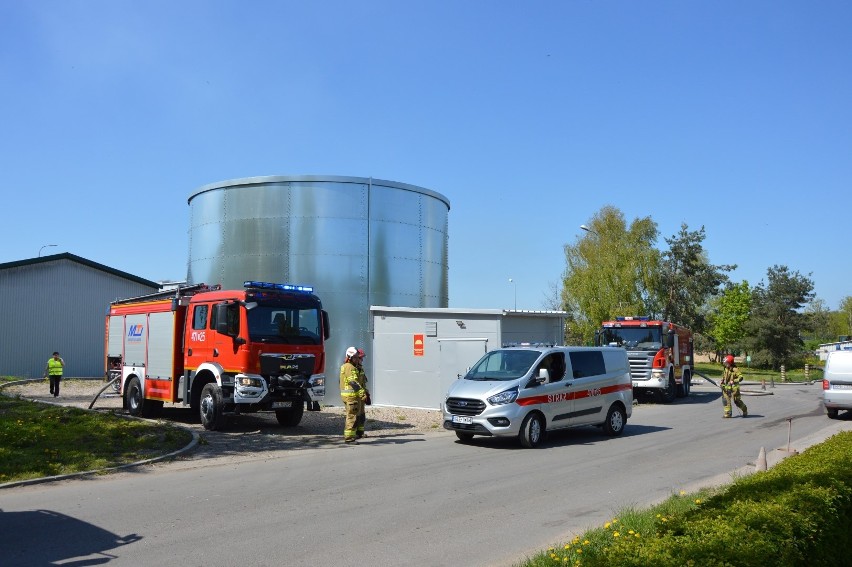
721 354 748 418
353 348 370 438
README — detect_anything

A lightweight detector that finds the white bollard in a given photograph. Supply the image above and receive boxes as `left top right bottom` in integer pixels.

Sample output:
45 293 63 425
756 446 767 472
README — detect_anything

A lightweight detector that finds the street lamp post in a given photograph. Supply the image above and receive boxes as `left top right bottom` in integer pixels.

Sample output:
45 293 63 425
579 224 599 236
508 278 517 310
38 244 58 257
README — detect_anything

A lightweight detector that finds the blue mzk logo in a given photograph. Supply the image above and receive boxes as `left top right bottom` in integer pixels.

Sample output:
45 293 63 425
127 324 144 342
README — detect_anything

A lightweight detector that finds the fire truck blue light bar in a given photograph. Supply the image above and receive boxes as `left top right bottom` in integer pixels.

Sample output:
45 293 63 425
244 281 314 293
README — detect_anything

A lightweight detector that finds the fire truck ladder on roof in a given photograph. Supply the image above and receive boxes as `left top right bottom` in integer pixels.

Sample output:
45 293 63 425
110 283 220 305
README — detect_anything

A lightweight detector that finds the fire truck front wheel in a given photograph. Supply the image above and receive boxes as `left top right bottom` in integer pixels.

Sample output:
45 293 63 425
659 372 677 404
199 383 226 431
275 403 305 427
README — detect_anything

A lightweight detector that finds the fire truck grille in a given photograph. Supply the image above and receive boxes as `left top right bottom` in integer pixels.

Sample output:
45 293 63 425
260 353 315 378
445 397 486 416
627 353 652 380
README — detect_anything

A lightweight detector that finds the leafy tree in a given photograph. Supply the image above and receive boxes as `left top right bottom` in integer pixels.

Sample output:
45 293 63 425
659 224 735 333
743 265 815 369
561 206 659 342
709 281 752 355
840 296 852 338
804 298 834 344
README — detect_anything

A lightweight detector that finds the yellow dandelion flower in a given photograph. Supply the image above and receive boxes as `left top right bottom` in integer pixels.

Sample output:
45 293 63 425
635 533 641 538
577 549 583 554
612 518 619 524
613 532 620 538
695 499 702 504
604 522 611 529
583 540 590 545
628 530 635 535
656 513 662 518
564 544 571 550
680 490 686 496
661 517 668 522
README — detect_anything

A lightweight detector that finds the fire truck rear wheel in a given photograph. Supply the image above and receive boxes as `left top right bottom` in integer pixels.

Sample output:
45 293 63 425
125 377 144 417
275 403 305 427
199 383 226 431
677 371 691 398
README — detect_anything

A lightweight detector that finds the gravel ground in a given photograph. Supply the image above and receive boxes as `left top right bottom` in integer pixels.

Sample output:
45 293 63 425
2 378 448 465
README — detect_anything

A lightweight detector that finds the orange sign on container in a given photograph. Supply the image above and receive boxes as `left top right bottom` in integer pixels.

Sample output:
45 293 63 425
414 334 424 356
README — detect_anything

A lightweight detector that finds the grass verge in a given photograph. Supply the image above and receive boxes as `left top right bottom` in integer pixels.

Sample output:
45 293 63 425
0 394 192 484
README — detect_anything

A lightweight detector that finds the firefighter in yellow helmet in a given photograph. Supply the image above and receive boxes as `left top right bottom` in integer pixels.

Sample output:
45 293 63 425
340 346 367 443
721 354 748 418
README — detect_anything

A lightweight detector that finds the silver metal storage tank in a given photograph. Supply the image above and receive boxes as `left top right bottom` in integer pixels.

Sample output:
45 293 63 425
186 175 450 404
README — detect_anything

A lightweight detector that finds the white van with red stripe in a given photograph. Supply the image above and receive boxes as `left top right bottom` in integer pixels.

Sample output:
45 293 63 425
442 346 632 448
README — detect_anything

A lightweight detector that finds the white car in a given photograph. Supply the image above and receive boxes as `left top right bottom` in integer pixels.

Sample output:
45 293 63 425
443 346 632 448
823 350 852 419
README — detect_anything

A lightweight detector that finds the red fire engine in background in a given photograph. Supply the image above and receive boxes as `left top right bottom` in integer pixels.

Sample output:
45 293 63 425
105 281 330 430
595 316 693 403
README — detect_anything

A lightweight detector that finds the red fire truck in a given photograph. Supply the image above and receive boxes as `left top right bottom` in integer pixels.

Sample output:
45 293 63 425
595 316 693 403
105 281 330 430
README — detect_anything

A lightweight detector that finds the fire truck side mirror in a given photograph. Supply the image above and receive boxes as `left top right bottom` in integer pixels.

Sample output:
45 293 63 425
664 329 675 348
322 310 331 340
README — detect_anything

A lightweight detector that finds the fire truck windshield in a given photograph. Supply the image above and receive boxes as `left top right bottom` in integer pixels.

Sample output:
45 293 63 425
246 302 322 345
600 327 662 350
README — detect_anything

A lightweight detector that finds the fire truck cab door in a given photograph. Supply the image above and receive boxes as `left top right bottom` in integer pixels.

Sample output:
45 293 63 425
185 302 213 368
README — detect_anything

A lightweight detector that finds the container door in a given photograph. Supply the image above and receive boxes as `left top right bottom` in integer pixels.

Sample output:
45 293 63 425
438 339 488 404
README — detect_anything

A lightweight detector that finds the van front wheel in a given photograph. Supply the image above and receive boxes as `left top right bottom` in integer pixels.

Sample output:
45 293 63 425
519 413 545 448
603 404 626 436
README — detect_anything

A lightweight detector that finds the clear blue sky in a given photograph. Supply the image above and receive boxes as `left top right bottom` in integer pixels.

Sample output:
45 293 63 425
2 1 850 311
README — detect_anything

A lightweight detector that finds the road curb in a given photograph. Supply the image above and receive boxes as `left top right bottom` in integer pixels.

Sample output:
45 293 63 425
0 379 200 490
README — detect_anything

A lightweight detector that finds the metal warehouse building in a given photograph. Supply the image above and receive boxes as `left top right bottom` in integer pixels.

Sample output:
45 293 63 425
0 254 159 378
186 175 451 405
370 307 567 409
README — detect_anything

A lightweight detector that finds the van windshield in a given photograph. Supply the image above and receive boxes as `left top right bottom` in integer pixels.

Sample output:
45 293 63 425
465 350 542 381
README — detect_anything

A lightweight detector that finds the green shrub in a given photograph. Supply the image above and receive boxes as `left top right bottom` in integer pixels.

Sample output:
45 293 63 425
535 432 852 567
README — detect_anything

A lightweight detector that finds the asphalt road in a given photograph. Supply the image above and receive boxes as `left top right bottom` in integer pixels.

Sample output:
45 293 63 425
1 381 850 567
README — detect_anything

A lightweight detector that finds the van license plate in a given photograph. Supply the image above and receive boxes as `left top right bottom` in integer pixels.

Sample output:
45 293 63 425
452 415 472 424
272 401 292 408
833 384 852 390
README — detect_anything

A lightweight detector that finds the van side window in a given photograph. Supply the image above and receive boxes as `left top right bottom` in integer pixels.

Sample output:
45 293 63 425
538 353 566 382
192 305 208 330
569 351 606 378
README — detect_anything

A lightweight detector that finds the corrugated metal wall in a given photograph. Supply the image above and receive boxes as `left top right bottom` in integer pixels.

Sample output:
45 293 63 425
186 176 451 405
0 259 158 378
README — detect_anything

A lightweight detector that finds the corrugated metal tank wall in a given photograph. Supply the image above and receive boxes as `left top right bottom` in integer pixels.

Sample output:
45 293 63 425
186 176 450 404
0 260 158 378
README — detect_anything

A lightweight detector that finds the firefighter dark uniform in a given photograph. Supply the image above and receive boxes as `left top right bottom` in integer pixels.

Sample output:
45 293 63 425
721 355 748 418
340 347 367 443
45 352 64 397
